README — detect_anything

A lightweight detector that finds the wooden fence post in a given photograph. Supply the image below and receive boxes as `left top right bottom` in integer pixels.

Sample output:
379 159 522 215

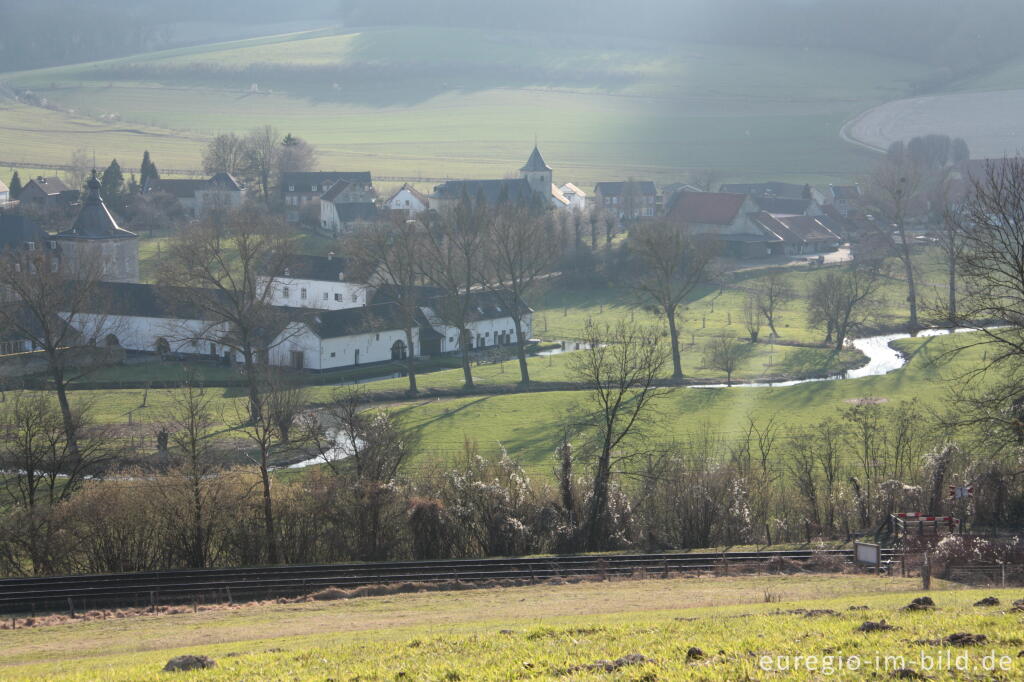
922 552 931 591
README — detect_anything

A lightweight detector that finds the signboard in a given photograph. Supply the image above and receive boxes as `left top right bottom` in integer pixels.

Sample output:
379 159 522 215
948 484 973 500
854 541 881 567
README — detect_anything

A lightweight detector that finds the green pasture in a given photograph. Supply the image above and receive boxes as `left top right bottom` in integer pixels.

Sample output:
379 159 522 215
0 26 933 185
1 574 1016 681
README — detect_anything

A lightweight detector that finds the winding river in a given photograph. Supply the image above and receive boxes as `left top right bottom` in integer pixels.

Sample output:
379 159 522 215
287 328 972 468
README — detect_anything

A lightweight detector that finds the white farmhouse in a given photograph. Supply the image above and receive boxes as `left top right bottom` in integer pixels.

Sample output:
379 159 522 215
384 184 430 215
558 183 587 211
262 253 371 310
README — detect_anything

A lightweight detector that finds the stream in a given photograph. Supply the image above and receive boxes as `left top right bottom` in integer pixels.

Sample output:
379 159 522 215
287 328 977 468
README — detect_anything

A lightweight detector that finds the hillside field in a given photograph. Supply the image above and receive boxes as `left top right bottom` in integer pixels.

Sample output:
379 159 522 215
0 26 931 186
1 573 1018 681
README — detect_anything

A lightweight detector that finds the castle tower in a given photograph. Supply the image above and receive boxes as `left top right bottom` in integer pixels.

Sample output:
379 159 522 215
54 170 139 283
520 146 552 197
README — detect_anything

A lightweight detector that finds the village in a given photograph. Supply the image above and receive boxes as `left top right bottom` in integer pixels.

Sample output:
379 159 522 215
0 141 880 377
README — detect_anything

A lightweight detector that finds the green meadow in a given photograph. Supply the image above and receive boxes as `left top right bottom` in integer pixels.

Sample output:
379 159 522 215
0 573 1017 681
0 26 931 185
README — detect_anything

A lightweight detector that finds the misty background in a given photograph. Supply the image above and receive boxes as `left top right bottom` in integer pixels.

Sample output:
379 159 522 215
3 0 1024 86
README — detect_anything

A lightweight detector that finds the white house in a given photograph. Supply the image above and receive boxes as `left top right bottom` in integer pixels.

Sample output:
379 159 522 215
0 179 9 206
282 171 373 223
262 254 371 310
269 303 422 370
377 287 533 355
384 184 429 214
319 178 378 235
558 183 587 211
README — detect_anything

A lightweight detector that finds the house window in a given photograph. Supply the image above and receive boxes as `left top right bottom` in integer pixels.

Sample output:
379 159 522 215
48 241 57 250
26 242 35 251
335 293 342 302
300 288 307 300
50 260 58 273
375 333 380 341
351 293 357 302
322 292 328 300
283 287 290 298
288 185 295 192
330 352 336 358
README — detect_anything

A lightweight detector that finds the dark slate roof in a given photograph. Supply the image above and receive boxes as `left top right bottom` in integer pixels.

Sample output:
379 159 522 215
0 213 50 250
23 176 69 197
333 202 378 223
720 182 809 199
276 254 348 282
282 171 372 190
667 191 748 225
520 146 551 172
373 285 532 321
307 302 409 339
207 172 243 191
593 181 657 197
751 196 813 215
57 172 137 240
78 282 213 319
145 178 208 198
432 178 535 205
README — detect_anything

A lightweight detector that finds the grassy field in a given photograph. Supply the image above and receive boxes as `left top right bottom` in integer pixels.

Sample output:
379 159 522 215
2 573 1018 680
391 331 983 471
0 26 932 186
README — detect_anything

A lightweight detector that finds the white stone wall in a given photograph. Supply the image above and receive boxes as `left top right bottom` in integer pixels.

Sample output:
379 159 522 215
263 276 370 310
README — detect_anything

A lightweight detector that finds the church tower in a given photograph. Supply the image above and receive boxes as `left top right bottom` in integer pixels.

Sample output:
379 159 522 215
520 146 552 197
55 170 139 283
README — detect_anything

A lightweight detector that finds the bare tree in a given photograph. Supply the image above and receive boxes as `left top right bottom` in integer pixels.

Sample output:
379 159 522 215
569 320 670 550
947 157 1024 375
65 148 92 191
483 202 560 386
704 335 745 386
346 217 423 394
300 389 416 560
690 169 721 193
243 125 281 200
0 245 118 455
0 393 113 574
418 198 487 388
742 294 762 342
864 156 925 328
276 133 317 187
156 205 297 422
807 264 883 351
202 133 247 177
156 374 220 568
631 220 714 378
236 369 307 564
755 271 794 337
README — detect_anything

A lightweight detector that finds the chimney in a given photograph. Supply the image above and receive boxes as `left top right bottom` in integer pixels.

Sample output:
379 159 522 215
327 251 334 261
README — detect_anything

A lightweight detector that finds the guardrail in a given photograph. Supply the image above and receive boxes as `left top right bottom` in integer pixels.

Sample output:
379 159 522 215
0 548 896 615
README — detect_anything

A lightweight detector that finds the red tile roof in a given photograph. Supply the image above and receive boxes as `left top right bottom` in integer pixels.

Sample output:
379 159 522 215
668 191 748 225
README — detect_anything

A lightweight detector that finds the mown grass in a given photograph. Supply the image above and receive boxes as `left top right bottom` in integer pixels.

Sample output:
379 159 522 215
0 26 931 185
2 574 1018 681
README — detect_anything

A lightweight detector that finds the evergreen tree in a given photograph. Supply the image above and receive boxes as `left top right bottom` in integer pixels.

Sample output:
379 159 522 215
100 159 126 212
8 171 21 200
140 150 159 188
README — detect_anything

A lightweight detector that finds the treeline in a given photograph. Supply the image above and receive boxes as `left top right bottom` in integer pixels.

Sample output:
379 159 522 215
1 391 1020 577
0 1 337 72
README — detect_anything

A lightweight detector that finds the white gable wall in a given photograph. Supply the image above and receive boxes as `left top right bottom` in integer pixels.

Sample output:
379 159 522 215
263 276 370 310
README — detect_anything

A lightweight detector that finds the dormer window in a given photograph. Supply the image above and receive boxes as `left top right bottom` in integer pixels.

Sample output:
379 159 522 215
288 185 295 192
283 267 290 276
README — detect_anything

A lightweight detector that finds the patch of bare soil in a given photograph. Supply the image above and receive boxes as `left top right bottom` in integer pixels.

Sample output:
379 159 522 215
564 653 656 674
945 632 988 646
903 596 936 611
857 620 896 632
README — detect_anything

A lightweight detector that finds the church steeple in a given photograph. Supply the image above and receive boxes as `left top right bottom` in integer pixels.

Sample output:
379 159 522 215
520 146 552 196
